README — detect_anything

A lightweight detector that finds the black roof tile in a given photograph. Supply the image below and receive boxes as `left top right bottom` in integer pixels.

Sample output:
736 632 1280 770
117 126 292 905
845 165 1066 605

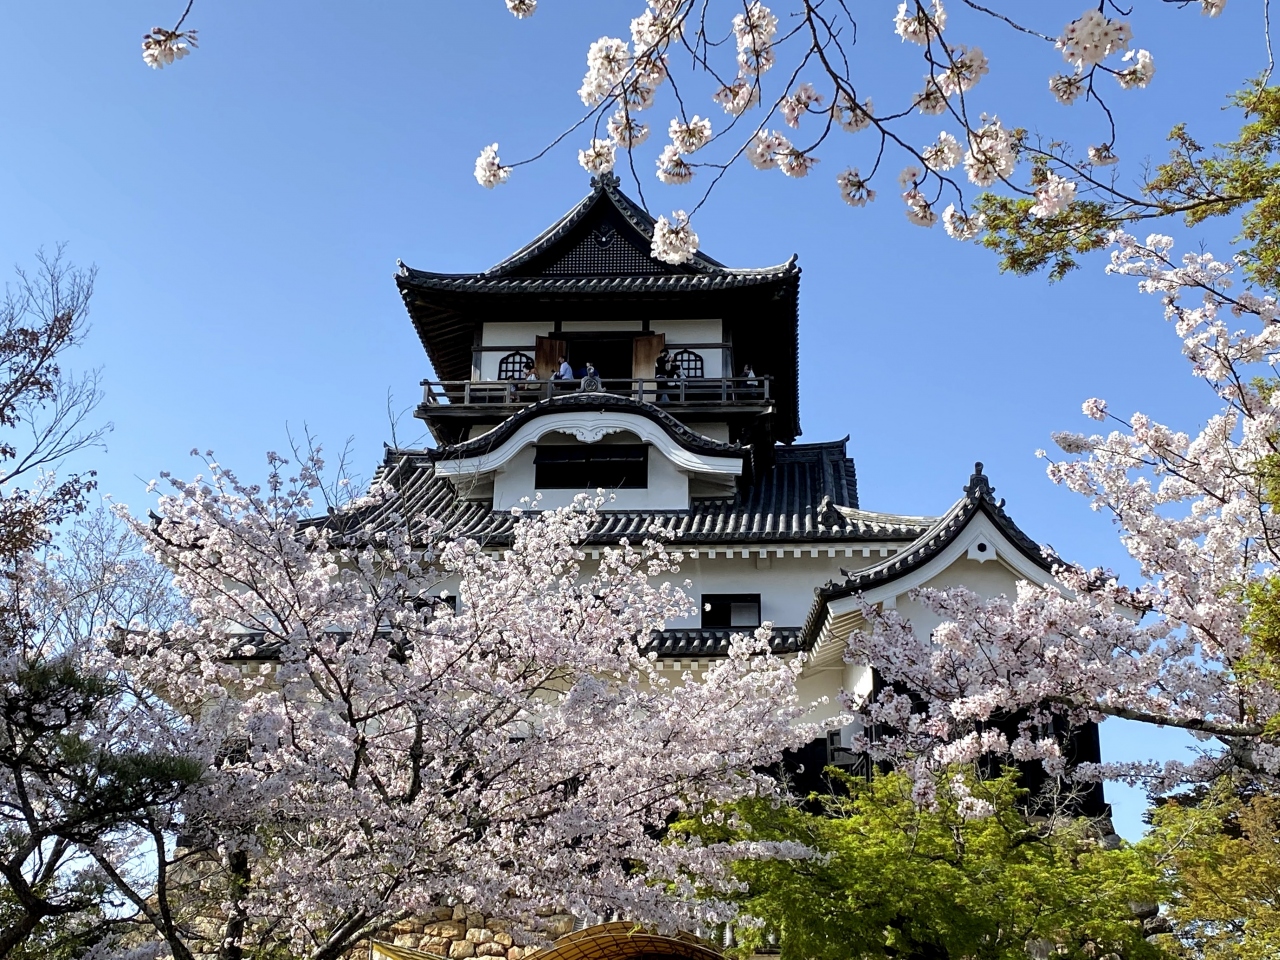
340 439 932 547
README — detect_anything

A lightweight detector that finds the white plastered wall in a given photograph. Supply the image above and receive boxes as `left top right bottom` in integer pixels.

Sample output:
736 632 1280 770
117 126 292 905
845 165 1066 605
651 319 724 377
478 322 547 381
491 432 691 511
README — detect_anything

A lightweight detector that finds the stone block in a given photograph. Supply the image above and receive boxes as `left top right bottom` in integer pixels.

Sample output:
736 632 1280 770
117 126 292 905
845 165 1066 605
427 921 466 939
494 933 514 947
467 912 486 931
450 941 477 959
478 944 506 957
454 904 469 922
469 928 495 944
507 949 524 960
433 907 457 921
395 934 420 948
486 918 512 934
425 937 450 954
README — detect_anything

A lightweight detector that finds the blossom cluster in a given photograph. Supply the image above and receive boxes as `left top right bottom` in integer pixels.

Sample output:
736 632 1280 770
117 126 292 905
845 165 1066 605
141 26 196 69
650 209 699 263
1056 9 1132 68
1029 173 1077 218
475 143 511 188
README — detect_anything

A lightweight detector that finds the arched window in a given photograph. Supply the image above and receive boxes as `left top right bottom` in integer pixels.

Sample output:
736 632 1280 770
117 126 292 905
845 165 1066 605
498 351 534 380
671 349 704 378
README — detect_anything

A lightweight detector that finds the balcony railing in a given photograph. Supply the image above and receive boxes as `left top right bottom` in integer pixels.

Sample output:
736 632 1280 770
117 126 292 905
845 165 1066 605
419 376 772 408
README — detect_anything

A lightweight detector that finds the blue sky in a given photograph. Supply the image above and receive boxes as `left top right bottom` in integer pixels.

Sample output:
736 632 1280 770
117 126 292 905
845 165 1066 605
0 1 1267 837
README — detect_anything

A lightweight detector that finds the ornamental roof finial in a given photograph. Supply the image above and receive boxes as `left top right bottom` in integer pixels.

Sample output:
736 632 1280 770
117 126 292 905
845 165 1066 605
590 172 622 191
963 461 995 500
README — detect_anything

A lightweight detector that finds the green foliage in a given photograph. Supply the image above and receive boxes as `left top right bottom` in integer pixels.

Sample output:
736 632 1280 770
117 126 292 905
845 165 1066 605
981 79 1280 284
1141 782 1280 960
681 770 1166 960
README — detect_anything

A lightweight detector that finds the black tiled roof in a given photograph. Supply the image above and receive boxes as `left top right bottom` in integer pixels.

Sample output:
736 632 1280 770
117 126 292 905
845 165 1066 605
341 439 933 547
397 270 796 295
798 464 1057 644
652 627 805 657
404 173 799 285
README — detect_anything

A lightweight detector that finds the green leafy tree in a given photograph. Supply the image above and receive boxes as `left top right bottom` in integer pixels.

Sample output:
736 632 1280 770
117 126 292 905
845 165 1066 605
1142 783 1280 960
683 770 1166 960
980 81 1280 282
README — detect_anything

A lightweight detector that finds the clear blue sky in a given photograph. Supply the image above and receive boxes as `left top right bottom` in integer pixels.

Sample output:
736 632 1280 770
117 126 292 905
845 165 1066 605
0 1 1266 838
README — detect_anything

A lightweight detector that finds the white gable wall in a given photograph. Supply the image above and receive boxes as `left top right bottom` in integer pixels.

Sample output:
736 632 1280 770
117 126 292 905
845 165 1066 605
892 556 1025 639
492 436 690 511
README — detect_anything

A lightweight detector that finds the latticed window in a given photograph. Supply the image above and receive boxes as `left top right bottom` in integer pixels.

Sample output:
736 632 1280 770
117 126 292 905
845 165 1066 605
671 349 704 378
498 351 534 380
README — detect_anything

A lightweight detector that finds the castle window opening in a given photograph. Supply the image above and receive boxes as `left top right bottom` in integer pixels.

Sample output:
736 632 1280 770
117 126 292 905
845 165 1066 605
534 443 648 490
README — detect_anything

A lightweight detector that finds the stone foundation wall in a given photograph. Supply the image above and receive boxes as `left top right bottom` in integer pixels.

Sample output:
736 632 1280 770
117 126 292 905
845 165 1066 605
384 904 576 958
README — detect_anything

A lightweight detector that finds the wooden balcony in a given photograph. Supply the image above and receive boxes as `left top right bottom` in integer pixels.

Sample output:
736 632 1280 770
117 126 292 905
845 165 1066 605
418 376 773 412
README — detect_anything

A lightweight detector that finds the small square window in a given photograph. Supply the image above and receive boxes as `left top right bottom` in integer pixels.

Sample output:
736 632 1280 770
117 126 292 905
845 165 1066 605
701 593 761 628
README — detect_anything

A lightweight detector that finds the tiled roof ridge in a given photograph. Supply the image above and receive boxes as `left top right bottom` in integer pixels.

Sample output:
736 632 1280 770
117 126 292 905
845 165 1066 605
424 393 747 463
395 175 799 283
338 438 919 547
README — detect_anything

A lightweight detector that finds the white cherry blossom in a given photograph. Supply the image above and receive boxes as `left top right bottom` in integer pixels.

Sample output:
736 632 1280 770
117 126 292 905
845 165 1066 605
669 115 713 153
902 187 937 227
780 82 822 128
1082 398 1108 421
141 26 196 68
835 93 874 132
505 0 537 18
1030 173 1077 218
922 131 962 170
1116 49 1156 89
651 209 700 263
937 45 989 96
1049 73 1085 105
733 2 779 75
713 78 760 116
942 203 983 240
608 111 651 147
474 143 511 188
656 143 694 183
963 116 1016 187
1057 9 1132 68
894 0 946 45
580 37 632 105
837 168 875 207
1088 143 1120 166
578 138 617 175
914 77 948 115
746 130 791 170
776 147 818 178
631 8 681 52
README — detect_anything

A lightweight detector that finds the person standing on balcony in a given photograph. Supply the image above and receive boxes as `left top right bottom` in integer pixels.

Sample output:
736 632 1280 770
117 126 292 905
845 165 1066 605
553 355 573 380
655 349 673 403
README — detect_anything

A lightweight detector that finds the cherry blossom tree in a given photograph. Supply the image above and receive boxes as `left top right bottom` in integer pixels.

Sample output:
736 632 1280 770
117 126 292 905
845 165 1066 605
840 228 1280 802
142 1 1266 268
99 456 815 959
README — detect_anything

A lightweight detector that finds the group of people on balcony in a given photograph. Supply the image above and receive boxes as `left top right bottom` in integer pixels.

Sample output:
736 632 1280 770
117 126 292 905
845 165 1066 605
496 350 760 403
